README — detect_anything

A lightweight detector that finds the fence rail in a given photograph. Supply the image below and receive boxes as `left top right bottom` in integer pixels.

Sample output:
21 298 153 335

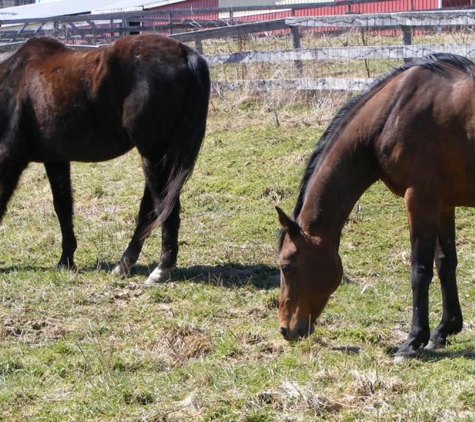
287 9 475 27
2 8 475 92
213 78 375 92
0 0 451 45
206 43 475 65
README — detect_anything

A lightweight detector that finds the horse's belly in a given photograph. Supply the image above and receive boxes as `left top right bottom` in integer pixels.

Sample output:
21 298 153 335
32 137 134 163
445 184 475 207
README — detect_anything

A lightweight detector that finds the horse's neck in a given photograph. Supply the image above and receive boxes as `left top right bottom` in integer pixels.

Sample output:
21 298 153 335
298 141 378 242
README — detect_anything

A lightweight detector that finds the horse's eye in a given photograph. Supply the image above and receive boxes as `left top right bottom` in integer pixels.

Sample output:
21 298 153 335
281 264 293 275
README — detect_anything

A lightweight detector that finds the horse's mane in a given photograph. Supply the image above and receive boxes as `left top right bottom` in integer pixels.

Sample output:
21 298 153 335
278 53 475 250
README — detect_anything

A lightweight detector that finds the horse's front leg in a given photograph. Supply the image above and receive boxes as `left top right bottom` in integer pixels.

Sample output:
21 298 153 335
112 185 157 277
426 207 463 350
0 158 28 223
44 162 77 269
395 190 439 362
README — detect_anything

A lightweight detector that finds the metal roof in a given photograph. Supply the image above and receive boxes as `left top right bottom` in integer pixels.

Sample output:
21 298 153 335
0 0 185 20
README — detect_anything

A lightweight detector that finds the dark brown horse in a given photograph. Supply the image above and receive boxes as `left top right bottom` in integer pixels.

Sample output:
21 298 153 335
0 34 210 285
276 53 475 360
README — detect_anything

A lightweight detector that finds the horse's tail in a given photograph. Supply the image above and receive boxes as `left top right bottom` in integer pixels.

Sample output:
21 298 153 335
154 46 210 224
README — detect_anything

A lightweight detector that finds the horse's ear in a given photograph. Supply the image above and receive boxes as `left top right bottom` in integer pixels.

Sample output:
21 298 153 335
276 206 300 240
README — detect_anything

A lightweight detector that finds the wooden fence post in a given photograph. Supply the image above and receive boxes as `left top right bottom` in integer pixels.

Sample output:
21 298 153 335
195 38 203 54
291 26 303 77
122 18 127 37
401 26 412 63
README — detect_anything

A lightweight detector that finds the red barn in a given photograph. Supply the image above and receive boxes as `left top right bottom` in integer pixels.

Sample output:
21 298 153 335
0 0 470 38
0 0 469 22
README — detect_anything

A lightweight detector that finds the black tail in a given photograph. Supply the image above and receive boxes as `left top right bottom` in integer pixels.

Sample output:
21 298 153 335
155 47 210 223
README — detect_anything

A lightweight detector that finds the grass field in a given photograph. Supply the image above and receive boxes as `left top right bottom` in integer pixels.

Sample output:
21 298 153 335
1 95 475 421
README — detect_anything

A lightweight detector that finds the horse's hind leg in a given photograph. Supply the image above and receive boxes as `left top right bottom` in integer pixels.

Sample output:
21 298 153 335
144 198 180 286
112 157 181 285
426 207 463 350
44 162 77 269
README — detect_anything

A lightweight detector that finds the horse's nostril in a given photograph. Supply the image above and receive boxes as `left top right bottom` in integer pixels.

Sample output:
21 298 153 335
280 327 288 338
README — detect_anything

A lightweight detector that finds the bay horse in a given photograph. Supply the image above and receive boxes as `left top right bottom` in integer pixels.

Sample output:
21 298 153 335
276 53 475 360
0 34 210 285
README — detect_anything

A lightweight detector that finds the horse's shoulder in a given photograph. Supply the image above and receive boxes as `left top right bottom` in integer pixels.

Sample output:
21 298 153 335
24 36 66 49
21 37 69 58
0 37 68 74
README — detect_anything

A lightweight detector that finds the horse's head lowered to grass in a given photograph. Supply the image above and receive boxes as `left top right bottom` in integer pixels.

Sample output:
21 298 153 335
276 206 343 341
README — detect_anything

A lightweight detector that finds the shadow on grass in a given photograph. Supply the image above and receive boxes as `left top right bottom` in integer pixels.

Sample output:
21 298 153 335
420 348 475 361
95 261 280 290
155 263 279 290
385 346 475 361
0 265 53 274
0 261 280 289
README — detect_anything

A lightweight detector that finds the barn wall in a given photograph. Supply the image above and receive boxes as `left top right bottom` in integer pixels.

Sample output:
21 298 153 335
155 0 459 22
442 0 470 7
153 0 219 20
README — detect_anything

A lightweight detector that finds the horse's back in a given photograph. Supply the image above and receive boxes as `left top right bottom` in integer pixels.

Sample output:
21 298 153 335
0 35 206 163
363 57 475 205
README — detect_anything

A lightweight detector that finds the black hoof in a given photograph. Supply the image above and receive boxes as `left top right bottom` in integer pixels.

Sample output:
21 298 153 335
57 260 76 271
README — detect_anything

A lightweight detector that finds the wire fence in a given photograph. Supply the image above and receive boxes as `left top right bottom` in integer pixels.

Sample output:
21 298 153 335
202 12 475 95
2 4 475 118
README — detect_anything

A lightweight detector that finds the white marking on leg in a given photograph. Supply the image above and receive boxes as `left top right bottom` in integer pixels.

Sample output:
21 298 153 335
425 340 444 351
393 351 420 364
144 265 175 287
111 264 125 276
111 259 134 277
393 354 411 364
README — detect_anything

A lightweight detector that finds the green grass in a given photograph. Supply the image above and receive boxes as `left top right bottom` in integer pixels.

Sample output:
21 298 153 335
1 97 475 421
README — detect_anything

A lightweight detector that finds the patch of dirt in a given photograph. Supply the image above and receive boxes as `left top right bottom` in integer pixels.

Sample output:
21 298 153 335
1 316 67 343
159 325 213 365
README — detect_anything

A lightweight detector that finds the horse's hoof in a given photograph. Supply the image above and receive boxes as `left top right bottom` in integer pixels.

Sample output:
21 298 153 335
393 354 410 364
424 340 445 351
57 262 76 271
144 266 174 287
111 262 131 277
393 351 418 364
57 257 76 271
111 265 123 276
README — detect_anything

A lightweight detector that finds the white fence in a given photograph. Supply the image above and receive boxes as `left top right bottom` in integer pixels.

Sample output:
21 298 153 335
3 9 475 92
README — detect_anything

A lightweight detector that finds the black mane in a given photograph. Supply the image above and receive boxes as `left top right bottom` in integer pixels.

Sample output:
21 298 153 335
277 53 475 251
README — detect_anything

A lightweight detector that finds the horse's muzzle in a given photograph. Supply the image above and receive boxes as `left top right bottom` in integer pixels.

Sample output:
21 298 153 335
279 323 315 341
